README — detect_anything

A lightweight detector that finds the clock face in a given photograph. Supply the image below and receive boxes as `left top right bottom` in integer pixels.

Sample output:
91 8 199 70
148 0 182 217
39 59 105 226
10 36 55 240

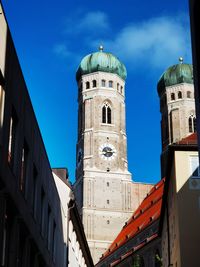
99 143 117 160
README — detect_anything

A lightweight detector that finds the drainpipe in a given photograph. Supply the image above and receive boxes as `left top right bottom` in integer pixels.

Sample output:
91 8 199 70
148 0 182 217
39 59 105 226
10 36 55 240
166 199 172 267
67 199 75 267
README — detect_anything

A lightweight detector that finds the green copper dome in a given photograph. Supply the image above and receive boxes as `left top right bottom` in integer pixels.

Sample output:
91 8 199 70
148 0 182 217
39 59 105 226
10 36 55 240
157 59 193 96
76 47 127 81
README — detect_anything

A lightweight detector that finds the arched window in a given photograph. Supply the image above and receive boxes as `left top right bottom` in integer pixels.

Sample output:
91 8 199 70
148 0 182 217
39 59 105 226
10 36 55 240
171 93 175 100
108 81 113 88
120 86 123 94
189 117 193 132
86 81 90 89
117 83 119 91
189 116 196 133
102 102 112 124
101 79 106 87
178 91 182 99
193 117 196 132
187 91 191 98
92 80 97 88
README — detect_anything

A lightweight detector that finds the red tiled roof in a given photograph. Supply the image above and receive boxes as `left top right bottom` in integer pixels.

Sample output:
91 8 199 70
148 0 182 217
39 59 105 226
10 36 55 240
177 132 197 145
109 233 158 267
100 178 165 261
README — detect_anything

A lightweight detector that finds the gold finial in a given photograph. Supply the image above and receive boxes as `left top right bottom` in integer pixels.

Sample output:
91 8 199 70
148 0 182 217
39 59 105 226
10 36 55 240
179 57 184 64
99 45 104 52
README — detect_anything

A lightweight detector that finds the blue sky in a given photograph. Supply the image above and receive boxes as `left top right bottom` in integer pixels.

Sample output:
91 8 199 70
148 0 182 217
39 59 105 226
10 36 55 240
2 0 191 184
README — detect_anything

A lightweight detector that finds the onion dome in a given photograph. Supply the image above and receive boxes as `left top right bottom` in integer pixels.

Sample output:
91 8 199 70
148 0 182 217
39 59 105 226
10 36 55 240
76 46 127 81
157 57 193 96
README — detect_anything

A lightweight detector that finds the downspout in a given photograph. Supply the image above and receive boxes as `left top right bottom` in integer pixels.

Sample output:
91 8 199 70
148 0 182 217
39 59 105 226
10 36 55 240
166 198 172 267
67 200 75 267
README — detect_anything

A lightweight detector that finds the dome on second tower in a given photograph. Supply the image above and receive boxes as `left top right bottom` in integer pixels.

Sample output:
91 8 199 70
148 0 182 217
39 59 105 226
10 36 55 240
76 46 127 81
157 58 193 96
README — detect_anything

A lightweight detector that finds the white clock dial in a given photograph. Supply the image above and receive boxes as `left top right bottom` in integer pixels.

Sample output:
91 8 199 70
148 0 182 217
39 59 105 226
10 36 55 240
99 143 117 160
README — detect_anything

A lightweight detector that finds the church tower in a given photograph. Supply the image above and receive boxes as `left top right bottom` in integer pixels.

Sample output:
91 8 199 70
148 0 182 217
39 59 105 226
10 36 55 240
74 47 134 263
157 58 196 176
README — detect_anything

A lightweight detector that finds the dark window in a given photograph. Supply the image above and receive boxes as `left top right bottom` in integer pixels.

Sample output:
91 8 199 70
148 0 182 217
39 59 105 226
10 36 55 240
107 200 109 204
193 117 196 132
52 222 56 262
171 93 175 100
8 110 17 166
20 141 29 194
102 102 112 124
47 206 51 251
41 188 45 236
33 165 38 218
86 81 90 89
155 250 162 267
117 83 119 91
120 86 123 94
178 91 182 99
107 106 111 124
187 91 191 98
101 80 106 87
92 80 97 88
189 116 196 133
102 106 106 123
133 255 145 267
1 203 7 266
108 81 113 88
189 117 193 132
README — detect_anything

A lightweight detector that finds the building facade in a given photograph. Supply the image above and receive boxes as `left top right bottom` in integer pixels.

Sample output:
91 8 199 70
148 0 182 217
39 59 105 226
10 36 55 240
0 4 67 266
0 4 93 267
157 61 200 267
52 169 94 267
74 47 152 263
189 0 200 160
96 179 165 267
160 134 200 267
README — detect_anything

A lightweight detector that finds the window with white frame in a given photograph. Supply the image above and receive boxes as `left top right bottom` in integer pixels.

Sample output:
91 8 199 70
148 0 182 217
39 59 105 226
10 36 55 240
190 156 200 178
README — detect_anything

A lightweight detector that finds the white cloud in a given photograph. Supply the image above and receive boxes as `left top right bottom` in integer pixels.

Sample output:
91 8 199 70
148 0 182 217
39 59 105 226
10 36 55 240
91 15 191 71
79 11 109 32
64 11 110 35
53 44 71 58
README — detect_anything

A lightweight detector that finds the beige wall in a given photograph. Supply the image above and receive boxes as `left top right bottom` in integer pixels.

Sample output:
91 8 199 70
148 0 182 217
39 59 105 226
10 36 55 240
162 149 200 267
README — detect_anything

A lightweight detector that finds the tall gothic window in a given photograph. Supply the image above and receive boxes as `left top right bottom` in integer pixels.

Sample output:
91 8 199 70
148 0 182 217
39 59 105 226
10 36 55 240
189 116 196 133
102 102 112 124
